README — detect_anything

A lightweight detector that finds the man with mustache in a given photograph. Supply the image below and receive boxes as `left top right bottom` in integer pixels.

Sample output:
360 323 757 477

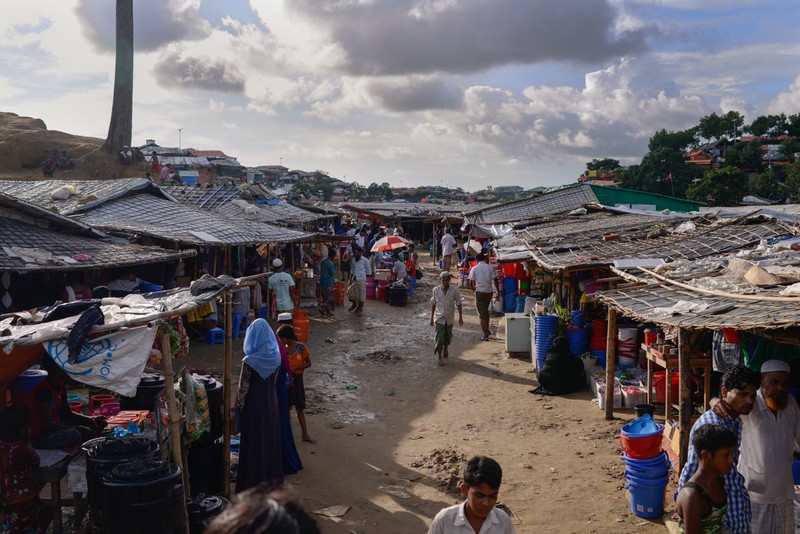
738 360 800 533
679 364 760 534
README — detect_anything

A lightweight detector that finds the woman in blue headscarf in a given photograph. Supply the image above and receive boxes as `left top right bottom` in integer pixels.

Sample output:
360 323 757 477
235 318 284 492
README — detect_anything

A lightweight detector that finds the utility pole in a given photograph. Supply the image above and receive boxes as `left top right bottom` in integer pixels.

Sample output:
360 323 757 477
177 128 183 149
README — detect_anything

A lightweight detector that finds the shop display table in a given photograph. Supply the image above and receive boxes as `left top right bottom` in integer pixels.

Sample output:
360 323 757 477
643 344 711 415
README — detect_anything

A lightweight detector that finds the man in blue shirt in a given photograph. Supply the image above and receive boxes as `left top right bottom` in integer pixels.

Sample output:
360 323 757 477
677 364 760 534
319 248 337 316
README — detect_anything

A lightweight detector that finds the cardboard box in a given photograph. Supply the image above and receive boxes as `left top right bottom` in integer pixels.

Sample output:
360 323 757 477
374 270 391 281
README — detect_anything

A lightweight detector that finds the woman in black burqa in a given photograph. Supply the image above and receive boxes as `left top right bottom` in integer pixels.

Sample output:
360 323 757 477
235 318 284 492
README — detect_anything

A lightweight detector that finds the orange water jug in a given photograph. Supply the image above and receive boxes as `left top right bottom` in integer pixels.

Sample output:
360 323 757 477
293 309 309 342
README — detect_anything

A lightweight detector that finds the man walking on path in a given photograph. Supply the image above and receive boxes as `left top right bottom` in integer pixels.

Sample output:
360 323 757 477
430 271 463 366
268 259 296 314
468 253 501 341
441 228 457 271
349 246 372 317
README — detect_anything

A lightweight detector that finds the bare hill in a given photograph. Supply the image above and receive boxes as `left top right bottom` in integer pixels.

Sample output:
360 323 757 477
0 111 146 180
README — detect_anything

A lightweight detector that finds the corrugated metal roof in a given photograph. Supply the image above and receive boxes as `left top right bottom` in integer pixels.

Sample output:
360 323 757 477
73 193 318 246
0 213 194 272
342 202 470 218
0 178 155 216
165 183 321 224
465 184 599 224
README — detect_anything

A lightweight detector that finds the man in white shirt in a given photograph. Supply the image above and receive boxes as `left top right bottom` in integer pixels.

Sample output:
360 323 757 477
268 259 296 313
392 254 409 285
430 271 463 365
428 455 515 534
354 229 366 250
738 360 800 533
349 246 372 316
468 253 501 341
441 228 457 271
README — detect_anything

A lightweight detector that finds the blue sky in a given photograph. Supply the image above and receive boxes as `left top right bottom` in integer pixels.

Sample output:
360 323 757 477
1 0 799 191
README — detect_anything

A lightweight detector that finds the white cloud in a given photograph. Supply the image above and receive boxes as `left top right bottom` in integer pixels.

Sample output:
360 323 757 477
767 75 800 116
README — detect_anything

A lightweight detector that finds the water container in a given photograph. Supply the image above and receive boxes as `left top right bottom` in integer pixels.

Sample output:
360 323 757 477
590 349 607 368
85 437 161 528
570 310 585 328
626 473 668 519
566 327 589 356
120 374 166 411
188 495 229 534
101 460 186 533
515 295 526 313
293 309 309 342
187 439 224 496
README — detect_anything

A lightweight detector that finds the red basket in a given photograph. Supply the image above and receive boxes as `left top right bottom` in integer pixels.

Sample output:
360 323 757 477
620 432 663 460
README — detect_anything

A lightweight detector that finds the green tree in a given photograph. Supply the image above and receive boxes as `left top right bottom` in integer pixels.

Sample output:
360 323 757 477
585 158 621 174
686 166 747 206
722 110 745 140
618 147 701 197
648 128 698 153
749 168 779 198
785 161 800 198
747 115 772 137
698 113 724 141
724 139 763 170
779 138 800 163
101 0 133 154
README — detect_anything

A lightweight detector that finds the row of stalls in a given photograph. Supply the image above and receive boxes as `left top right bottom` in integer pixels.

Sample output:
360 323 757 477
471 185 800 466
0 177 349 531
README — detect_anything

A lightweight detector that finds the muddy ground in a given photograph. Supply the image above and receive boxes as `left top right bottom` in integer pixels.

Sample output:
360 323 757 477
184 254 670 533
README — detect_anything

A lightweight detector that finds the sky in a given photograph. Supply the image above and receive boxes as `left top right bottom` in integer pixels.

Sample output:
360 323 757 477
2 1 800 191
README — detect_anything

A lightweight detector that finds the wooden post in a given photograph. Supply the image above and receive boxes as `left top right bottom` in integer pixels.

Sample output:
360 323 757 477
678 328 691 467
604 306 618 420
222 291 232 498
160 330 191 534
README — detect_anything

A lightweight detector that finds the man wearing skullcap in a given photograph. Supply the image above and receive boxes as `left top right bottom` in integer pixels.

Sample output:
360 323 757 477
715 359 800 532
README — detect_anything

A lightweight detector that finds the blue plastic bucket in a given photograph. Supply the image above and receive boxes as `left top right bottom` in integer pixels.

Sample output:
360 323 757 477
534 315 559 369
626 473 668 519
624 451 671 469
566 328 589 356
570 310 585 328
503 277 517 295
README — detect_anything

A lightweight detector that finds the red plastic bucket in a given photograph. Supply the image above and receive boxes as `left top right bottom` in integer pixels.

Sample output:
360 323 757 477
653 371 679 404
69 401 83 413
620 432 663 460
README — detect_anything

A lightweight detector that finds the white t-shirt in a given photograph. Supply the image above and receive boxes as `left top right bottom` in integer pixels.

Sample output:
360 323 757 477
428 502 515 534
268 271 295 311
469 262 497 293
393 260 407 279
441 233 457 255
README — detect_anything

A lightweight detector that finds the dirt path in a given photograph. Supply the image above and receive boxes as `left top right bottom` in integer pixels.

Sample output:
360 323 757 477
185 256 668 533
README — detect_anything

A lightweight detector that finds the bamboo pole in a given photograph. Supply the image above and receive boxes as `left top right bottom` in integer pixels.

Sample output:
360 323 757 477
160 329 191 533
222 291 232 498
678 328 691 467
604 306 618 420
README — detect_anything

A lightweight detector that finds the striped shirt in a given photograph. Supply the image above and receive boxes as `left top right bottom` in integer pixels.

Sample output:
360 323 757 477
677 411 750 534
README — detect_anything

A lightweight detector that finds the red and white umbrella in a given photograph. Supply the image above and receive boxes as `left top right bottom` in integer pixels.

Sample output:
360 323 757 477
370 235 411 252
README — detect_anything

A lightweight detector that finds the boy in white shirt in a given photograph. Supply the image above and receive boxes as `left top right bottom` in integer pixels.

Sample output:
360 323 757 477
428 456 516 534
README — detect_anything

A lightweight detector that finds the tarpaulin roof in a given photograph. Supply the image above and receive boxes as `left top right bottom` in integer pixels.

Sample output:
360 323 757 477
342 202 470 219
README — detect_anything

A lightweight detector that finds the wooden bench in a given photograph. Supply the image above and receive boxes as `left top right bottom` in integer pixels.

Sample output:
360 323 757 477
39 451 87 533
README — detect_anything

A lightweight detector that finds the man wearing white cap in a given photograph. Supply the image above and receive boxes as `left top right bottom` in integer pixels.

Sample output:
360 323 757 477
738 359 800 533
268 259 295 314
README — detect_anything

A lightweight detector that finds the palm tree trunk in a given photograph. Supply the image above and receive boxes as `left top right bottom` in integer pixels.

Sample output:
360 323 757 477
101 0 133 154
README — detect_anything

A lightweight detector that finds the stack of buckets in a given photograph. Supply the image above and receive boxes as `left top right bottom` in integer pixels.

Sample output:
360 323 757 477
502 263 527 314
534 314 559 371
566 310 589 356
617 326 639 368
620 414 670 519
590 319 608 367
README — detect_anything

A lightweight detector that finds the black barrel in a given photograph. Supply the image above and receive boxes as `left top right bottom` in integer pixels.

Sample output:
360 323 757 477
186 438 224 496
386 285 408 307
84 437 160 528
101 460 185 534
119 374 165 411
187 495 229 534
